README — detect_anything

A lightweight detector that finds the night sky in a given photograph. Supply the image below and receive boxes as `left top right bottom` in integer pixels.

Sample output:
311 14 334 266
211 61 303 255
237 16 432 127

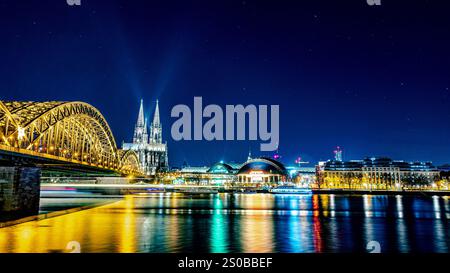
1 0 449 167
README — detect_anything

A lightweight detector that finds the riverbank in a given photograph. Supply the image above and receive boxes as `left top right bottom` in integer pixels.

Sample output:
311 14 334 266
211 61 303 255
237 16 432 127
0 201 117 228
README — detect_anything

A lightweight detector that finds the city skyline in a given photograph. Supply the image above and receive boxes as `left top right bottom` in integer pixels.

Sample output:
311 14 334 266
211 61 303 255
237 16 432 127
1 0 450 259
125 98 450 168
1 0 449 166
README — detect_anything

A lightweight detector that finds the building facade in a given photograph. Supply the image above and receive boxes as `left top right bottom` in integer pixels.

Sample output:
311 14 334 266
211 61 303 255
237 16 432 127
316 157 440 190
168 157 288 187
236 157 287 186
122 100 168 175
289 166 316 187
170 162 240 185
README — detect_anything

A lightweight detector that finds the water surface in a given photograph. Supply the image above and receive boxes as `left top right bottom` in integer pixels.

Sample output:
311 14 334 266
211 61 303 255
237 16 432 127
0 193 449 253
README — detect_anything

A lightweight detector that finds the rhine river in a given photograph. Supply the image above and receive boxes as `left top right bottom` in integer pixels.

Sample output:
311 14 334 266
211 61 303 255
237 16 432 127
0 193 449 253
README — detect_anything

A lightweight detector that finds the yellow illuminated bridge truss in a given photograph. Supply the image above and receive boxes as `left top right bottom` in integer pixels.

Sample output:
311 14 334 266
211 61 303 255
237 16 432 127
0 101 142 176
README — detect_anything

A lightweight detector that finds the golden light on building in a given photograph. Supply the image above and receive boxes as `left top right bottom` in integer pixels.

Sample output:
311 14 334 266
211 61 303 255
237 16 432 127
236 158 287 186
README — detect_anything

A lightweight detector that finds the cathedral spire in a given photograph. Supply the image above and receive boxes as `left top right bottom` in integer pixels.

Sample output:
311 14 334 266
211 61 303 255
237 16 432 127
137 99 145 127
133 99 146 144
150 99 162 144
152 99 160 126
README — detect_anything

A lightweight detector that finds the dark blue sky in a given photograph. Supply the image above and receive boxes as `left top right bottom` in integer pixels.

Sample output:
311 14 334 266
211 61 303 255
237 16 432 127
1 0 449 167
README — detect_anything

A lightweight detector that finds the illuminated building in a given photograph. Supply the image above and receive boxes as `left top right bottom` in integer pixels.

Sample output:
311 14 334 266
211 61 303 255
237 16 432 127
208 162 241 185
169 158 288 187
180 166 210 173
316 157 440 190
122 100 168 175
287 166 316 187
173 162 241 185
437 164 450 190
236 157 287 186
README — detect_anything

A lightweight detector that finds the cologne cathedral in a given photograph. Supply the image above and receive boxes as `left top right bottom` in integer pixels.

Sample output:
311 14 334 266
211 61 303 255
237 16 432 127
122 100 168 175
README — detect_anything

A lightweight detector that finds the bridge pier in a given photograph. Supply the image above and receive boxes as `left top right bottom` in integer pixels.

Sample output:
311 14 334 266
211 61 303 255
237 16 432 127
0 166 41 221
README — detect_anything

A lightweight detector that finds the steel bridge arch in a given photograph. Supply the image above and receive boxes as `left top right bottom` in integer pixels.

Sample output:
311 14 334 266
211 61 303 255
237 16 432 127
0 101 143 175
118 149 141 175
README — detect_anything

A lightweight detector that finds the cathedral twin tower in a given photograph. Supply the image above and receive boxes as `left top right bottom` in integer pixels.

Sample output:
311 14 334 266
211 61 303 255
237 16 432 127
133 99 162 145
123 100 168 175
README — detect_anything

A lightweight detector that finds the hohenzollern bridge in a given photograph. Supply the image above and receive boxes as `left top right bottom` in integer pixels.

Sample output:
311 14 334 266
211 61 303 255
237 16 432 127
0 100 143 176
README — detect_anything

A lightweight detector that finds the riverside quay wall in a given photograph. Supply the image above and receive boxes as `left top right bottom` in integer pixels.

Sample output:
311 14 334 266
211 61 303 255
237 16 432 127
0 166 41 221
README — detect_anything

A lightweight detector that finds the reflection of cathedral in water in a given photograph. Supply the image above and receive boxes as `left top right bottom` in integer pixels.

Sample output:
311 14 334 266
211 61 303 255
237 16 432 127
122 100 168 175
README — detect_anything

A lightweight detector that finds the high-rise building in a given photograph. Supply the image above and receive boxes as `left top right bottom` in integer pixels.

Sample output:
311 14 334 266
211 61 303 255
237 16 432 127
123 99 168 175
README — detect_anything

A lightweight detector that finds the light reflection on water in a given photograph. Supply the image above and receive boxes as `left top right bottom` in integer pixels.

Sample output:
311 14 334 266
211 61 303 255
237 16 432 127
0 193 449 253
